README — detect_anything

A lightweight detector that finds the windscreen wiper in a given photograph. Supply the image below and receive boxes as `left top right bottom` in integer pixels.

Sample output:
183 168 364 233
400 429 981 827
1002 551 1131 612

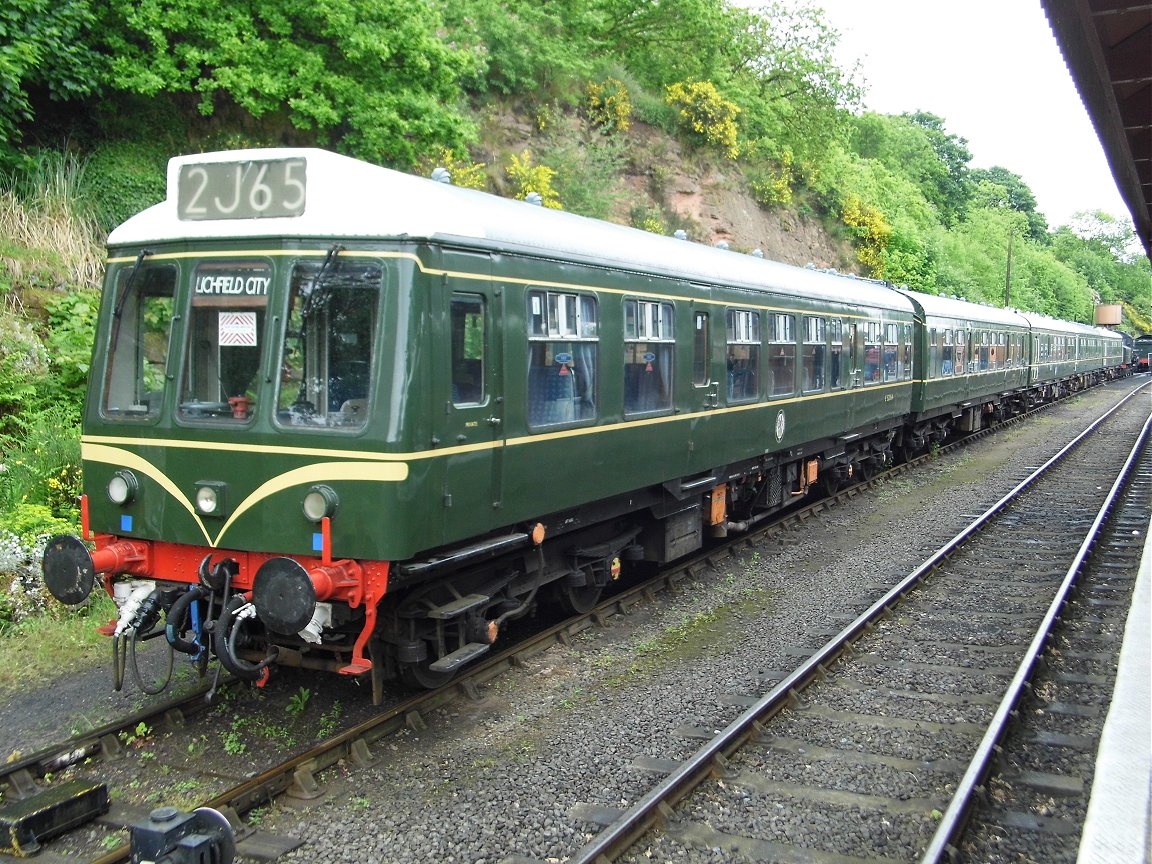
301 243 344 320
112 249 153 319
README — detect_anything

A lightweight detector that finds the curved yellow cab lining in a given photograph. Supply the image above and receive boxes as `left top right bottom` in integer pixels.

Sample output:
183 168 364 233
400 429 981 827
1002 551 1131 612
83 443 407 547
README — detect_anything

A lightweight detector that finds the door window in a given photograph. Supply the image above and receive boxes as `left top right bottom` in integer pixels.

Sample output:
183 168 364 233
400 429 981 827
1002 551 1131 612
451 294 486 405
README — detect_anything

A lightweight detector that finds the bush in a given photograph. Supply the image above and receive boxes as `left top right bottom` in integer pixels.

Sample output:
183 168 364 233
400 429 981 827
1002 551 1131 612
547 138 625 220
665 81 740 159
585 78 632 134
0 406 82 520
505 150 562 209
749 151 795 208
417 149 489 191
43 288 100 419
83 141 167 233
0 306 50 442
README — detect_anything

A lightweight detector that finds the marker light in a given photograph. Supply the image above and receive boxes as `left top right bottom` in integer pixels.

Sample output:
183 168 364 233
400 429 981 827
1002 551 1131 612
196 487 218 514
194 481 228 516
107 470 138 505
302 485 339 522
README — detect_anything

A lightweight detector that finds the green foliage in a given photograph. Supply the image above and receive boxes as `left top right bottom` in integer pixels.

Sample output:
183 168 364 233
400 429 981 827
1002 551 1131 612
970 166 1048 242
728 1 862 169
438 0 599 98
850 112 974 229
505 150 562 209
665 81 740 159
0 406 82 520
597 0 752 90
0 1 103 163
42 289 99 419
81 142 167 232
545 137 626 220
0 503 75 542
93 0 476 168
286 687 311 718
0 306 49 441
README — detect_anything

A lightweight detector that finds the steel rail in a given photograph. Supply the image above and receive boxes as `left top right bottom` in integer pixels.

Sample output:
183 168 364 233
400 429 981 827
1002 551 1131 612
563 380 1151 864
919 405 1152 863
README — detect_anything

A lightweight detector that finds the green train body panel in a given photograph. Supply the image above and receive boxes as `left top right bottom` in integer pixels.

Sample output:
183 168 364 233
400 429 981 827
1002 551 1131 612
80 148 1125 574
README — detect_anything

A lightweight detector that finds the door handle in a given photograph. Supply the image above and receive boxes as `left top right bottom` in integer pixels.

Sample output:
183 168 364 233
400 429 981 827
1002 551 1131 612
486 416 502 427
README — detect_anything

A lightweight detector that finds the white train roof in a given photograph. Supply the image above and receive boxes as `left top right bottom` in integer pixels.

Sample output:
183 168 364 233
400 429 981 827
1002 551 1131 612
899 288 1030 328
1015 311 1121 339
108 148 911 312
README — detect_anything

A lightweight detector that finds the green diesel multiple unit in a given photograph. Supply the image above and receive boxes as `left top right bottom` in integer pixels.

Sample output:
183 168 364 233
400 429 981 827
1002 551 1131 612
42 149 1127 698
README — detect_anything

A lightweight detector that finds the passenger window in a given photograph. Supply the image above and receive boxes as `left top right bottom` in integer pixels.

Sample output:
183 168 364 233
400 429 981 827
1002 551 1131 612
801 316 825 393
624 299 673 416
527 289 597 427
726 309 760 402
768 313 796 396
692 312 709 386
902 324 913 378
451 294 485 405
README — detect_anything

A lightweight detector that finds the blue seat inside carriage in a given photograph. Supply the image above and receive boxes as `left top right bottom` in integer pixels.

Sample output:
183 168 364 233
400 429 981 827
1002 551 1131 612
528 364 576 425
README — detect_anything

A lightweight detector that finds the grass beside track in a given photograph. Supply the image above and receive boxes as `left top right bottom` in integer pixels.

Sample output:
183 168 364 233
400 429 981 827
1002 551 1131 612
0 593 117 692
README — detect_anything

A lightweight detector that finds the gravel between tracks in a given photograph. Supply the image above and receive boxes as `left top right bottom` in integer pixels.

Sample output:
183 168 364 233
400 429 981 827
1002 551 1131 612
0 380 1140 863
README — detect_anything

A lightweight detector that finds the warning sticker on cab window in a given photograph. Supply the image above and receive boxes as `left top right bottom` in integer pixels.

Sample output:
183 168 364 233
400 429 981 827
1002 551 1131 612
219 311 258 346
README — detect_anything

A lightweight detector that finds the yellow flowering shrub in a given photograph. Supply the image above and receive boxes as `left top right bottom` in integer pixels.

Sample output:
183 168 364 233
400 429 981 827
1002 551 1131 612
842 195 892 276
750 152 795 207
420 149 489 191
585 78 632 133
506 150 563 209
665 81 740 159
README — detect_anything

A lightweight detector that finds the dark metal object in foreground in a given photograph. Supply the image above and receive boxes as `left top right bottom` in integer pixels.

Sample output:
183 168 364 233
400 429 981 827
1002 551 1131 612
0 780 109 858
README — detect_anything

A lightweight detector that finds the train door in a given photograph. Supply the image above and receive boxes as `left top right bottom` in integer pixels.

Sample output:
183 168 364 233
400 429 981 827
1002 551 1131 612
435 259 506 538
846 321 864 389
692 308 722 409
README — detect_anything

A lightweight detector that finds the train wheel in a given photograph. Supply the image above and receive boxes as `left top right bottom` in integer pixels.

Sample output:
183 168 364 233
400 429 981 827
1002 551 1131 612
817 470 840 497
558 581 603 615
399 658 455 690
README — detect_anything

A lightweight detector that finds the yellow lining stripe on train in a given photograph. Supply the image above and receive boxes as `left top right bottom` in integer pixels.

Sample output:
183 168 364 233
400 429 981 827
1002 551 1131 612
83 381 916 463
83 442 408 547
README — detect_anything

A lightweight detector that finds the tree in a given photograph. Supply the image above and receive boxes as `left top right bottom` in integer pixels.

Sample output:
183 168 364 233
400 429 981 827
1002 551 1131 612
730 1 862 166
93 0 476 168
596 0 749 89
0 0 102 161
902 112 973 227
436 0 602 97
969 166 1047 242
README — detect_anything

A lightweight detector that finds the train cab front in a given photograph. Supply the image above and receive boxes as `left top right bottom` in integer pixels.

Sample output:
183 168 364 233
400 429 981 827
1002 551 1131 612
39 232 413 697
42 528 389 691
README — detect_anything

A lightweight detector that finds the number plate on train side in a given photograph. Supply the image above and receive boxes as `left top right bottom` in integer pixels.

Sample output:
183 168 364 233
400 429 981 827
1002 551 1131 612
177 158 307 220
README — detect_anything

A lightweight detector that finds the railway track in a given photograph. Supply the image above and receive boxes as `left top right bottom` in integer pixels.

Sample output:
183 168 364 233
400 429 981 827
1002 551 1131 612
564 383 1150 864
0 380 1144 862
